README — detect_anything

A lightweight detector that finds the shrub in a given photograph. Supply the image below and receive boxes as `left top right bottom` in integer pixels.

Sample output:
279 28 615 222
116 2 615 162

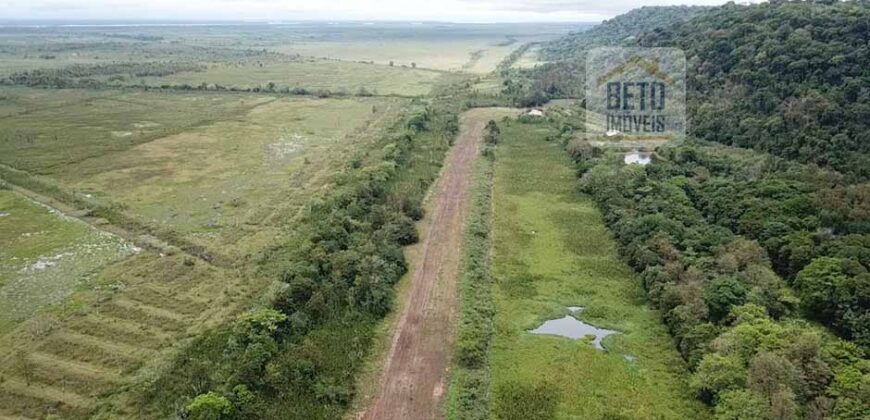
492 381 561 420
186 392 232 420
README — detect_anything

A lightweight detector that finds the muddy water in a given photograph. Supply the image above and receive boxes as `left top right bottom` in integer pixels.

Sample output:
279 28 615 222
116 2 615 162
529 309 618 350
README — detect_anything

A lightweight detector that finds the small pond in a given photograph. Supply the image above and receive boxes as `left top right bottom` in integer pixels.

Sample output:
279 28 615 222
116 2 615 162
529 307 619 350
624 151 652 165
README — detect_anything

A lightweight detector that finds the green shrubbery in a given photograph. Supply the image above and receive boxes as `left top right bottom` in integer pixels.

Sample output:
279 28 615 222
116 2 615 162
575 145 869 419
491 381 561 420
137 89 466 418
448 140 496 420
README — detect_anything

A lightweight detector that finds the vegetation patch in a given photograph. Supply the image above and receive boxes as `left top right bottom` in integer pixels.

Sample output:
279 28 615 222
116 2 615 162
0 190 135 333
486 118 706 418
447 120 497 420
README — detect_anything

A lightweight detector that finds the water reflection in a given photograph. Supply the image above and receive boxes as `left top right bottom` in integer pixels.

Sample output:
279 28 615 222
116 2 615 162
624 150 651 165
529 309 618 350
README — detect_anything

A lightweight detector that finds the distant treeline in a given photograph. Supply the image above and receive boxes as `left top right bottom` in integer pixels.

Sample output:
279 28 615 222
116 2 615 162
100 32 165 41
520 1 870 179
135 81 391 98
0 63 412 98
1 62 205 87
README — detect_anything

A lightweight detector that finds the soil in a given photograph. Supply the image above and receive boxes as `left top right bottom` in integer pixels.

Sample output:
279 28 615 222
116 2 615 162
361 108 506 420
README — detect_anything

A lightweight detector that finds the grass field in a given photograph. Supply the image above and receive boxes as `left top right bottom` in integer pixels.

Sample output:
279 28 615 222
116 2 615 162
488 120 707 419
63 95 407 253
0 87 407 255
0 88 272 174
0 88 411 419
0 190 135 334
134 59 444 96
510 45 545 69
271 39 529 73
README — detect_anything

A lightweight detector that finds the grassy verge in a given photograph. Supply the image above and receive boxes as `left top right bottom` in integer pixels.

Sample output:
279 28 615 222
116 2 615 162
486 119 707 419
446 128 497 420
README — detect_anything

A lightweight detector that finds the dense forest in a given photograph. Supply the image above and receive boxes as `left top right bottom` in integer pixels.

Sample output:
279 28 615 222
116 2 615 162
526 1 870 177
571 141 868 419
520 1 870 419
638 1 870 179
539 5 710 61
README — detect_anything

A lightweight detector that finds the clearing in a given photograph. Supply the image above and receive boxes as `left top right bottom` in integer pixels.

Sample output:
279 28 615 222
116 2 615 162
0 88 409 419
487 119 708 419
133 60 445 97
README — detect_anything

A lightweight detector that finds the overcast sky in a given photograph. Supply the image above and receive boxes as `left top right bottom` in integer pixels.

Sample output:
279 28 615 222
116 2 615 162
0 0 757 23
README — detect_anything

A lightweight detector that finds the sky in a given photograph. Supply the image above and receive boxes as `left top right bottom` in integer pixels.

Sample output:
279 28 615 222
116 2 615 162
0 0 757 23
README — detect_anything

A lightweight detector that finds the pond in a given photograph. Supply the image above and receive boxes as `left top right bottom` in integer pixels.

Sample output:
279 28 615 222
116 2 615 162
624 150 652 165
529 307 619 350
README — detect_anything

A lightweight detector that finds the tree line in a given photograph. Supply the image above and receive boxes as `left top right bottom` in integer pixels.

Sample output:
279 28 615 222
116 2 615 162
131 86 467 419
569 138 868 419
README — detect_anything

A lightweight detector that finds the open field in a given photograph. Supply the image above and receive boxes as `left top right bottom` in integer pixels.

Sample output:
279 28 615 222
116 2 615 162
272 39 526 73
0 190 135 334
0 87 408 255
134 60 444 96
0 88 272 174
63 95 407 253
0 249 265 419
0 82 414 420
487 120 707 419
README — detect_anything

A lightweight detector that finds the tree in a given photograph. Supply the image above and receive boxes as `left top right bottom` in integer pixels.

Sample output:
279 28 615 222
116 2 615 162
706 276 749 323
714 389 768 420
748 352 800 400
692 353 748 401
187 392 232 420
484 120 500 145
794 257 869 345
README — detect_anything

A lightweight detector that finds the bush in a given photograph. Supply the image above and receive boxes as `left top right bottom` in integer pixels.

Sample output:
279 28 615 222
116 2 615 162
483 120 499 145
187 392 232 420
492 381 561 420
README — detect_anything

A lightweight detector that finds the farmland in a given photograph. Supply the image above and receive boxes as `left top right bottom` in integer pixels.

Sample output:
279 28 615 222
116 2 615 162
133 60 444 96
0 85 405 418
0 18 583 419
10 5 865 419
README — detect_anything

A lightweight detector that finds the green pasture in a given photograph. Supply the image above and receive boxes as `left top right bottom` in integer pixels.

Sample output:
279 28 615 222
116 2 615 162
488 120 708 419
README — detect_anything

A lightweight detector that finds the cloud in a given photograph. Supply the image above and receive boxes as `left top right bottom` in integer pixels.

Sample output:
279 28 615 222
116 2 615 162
461 0 747 16
0 0 746 22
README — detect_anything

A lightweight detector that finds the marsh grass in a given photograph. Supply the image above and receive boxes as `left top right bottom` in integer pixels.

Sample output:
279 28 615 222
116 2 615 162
487 120 708 419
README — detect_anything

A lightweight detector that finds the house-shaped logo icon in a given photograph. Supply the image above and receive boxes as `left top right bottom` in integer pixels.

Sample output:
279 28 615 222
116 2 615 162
586 47 686 138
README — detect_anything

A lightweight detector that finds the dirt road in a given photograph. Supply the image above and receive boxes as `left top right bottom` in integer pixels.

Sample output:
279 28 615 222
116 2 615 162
361 108 513 420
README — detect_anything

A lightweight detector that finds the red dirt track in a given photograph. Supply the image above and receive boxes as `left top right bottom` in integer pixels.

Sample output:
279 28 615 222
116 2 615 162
362 109 502 420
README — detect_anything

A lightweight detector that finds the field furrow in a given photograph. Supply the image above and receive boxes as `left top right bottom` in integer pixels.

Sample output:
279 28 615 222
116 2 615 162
68 314 172 349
